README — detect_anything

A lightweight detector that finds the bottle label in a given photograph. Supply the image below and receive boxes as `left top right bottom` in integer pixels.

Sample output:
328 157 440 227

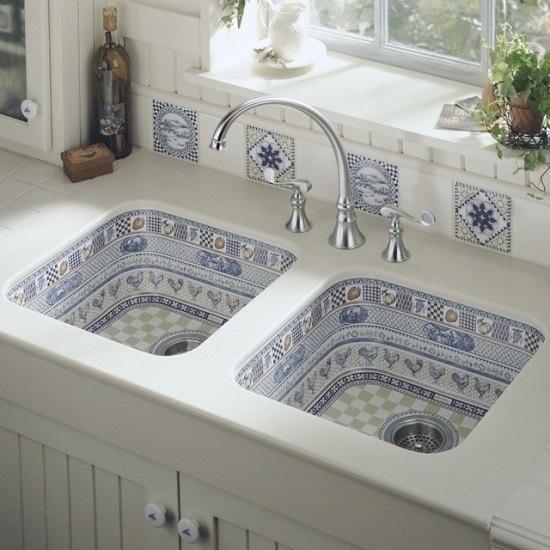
99 103 126 136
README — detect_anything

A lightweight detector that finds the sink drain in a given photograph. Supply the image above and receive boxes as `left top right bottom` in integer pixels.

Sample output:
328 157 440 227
379 412 459 453
151 331 209 356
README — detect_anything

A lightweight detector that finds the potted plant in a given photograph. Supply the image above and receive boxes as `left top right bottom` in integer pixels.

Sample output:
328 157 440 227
476 24 549 187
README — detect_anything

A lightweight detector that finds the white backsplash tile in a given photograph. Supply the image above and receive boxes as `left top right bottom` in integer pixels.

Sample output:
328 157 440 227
149 45 177 92
176 54 202 99
124 38 151 87
132 93 154 151
512 197 550 267
432 149 464 170
464 154 497 179
402 142 432 161
342 124 371 146
398 167 453 239
201 88 229 107
294 139 337 204
371 132 401 153
284 108 312 130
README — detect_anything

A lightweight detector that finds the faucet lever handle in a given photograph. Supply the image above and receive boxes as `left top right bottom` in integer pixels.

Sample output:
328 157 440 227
380 205 435 227
263 168 312 234
379 204 435 263
263 168 312 194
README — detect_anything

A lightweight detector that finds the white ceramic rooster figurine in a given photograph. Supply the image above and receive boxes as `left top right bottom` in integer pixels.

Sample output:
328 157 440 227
267 1 308 62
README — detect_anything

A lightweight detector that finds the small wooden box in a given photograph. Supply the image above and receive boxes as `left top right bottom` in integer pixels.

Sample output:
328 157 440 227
61 143 114 183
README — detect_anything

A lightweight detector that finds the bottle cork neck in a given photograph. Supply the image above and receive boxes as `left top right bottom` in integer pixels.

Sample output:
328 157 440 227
103 6 118 32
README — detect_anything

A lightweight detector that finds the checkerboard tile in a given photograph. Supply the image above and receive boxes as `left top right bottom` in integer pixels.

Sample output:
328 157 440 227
321 383 478 440
100 305 217 353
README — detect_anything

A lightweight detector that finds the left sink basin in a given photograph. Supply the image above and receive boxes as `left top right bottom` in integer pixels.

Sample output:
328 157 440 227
6 209 296 355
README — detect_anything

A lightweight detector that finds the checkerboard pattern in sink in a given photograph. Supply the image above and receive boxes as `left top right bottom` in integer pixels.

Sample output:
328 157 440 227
321 384 478 441
100 305 217 353
237 277 544 448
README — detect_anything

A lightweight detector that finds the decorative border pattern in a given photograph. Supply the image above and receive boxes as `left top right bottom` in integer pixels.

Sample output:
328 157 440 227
7 209 296 308
237 278 544 436
454 181 512 254
153 100 199 163
348 153 399 215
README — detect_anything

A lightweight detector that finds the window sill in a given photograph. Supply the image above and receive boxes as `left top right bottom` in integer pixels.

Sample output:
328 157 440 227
186 50 495 157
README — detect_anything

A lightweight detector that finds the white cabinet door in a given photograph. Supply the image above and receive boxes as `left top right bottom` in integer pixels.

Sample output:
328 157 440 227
178 472 362 550
0 0 51 151
0 400 180 550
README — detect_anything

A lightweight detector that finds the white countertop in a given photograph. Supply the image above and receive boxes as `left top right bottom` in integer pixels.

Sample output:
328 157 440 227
1 148 550 537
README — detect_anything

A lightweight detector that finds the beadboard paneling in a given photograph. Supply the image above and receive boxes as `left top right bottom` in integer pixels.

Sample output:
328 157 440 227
0 428 23 550
0 417 178 550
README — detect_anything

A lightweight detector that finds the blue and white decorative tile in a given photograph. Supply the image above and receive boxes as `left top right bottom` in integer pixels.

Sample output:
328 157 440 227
246 125 295 184
454 182 511 254
347 153 399 215
153 100 198 163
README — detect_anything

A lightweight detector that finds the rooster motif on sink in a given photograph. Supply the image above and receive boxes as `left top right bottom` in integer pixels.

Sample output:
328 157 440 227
237 278 544 449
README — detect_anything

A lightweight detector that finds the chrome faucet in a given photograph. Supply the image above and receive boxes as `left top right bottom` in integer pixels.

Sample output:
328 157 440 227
210 97 365 250
380 206 435 263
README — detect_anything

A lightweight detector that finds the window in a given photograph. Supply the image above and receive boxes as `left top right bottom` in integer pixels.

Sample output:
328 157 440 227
309 0 549 84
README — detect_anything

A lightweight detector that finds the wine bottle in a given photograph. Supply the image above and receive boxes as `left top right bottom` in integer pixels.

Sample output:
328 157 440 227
93 6 132 159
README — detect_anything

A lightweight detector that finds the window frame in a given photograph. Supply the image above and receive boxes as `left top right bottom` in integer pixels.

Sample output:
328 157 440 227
308 0 497 85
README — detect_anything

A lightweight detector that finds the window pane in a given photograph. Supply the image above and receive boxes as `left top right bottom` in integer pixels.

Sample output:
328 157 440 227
310 0 375 38
496 1 549 51
388 0 482 62
0 0 26 122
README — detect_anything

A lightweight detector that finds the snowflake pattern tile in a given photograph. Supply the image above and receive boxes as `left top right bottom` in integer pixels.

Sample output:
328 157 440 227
454 182 511 253
246 125 295 184
347 153 399 215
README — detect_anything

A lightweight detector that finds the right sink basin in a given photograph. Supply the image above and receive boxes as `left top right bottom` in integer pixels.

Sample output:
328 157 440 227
237 278 545 453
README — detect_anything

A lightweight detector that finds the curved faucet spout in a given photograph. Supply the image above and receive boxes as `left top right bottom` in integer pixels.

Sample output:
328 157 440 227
210 97 365 250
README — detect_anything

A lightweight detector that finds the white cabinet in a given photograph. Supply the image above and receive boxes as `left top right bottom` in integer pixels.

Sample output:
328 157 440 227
0 398 360 550
178 472 360 550
0 0 51 151
0 402 180 550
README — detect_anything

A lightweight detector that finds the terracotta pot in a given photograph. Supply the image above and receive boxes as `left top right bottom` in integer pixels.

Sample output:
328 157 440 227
481 81 500 116
507 95 544 135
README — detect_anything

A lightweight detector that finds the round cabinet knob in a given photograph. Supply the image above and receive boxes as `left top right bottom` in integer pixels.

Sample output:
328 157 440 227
177 518 201 543
20 99 39 121
144 503 167 528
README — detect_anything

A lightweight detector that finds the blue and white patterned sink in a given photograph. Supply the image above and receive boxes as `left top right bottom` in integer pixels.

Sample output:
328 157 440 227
7 209 295 354
237 278 544 451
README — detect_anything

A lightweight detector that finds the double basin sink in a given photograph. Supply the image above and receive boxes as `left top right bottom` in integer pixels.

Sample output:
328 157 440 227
7 208 544 454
